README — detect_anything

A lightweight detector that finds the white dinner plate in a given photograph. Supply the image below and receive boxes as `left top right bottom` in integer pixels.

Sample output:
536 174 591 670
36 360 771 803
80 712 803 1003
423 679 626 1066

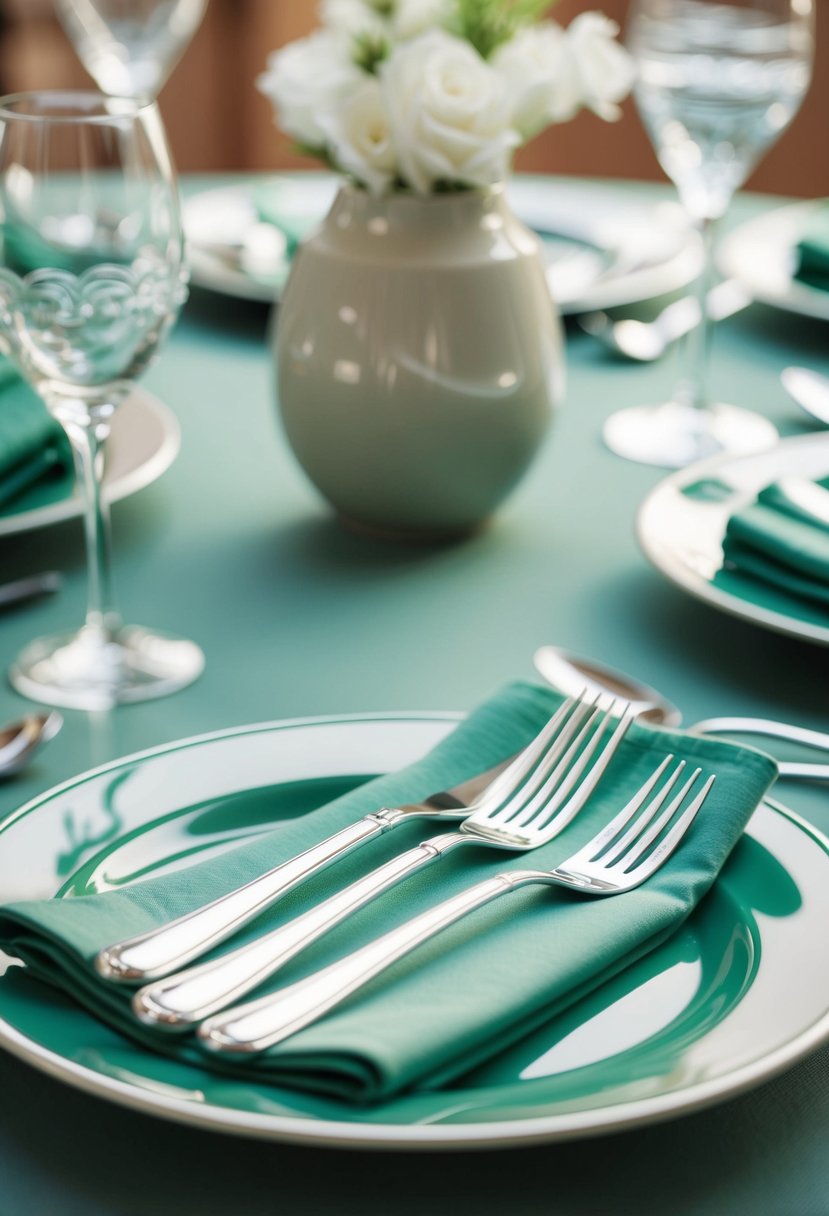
0 389 180 538
717 201 829 322
636 433 829 647
0 714 828 1150
183 174 701 315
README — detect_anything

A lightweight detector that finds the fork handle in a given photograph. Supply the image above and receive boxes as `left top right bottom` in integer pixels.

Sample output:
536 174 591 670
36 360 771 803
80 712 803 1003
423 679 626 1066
95 815 399 983
133 834 465 1029
198 871 530 1056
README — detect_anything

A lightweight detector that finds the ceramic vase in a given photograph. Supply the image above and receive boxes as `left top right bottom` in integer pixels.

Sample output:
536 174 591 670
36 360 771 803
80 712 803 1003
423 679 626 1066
274 183 564 540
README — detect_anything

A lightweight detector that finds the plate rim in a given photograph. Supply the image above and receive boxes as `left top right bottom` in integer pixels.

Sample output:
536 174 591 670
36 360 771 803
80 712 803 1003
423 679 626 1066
636 431 829 648
0 388 180 538
1 711 828 1151
182 173 700 315
717 200 829 322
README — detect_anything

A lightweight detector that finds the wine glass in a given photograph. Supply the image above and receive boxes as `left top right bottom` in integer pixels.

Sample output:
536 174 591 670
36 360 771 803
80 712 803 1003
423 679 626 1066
0 90 204 709
54 0 208 99
603 0 814 467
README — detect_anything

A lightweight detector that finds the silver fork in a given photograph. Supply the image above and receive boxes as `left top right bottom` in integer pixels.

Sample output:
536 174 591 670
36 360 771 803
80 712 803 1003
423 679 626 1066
197 755 714 1056
133 698 634 1028
97 693 613 984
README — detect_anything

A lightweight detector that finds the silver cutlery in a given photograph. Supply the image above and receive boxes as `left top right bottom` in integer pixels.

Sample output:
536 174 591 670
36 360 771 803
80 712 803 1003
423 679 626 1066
133 698 633 1029
97 693 599 984
0 572 61 610
580 279 751 362
781 366 829 427
197 755 713 1055
0 710 62 777
534 645 829 782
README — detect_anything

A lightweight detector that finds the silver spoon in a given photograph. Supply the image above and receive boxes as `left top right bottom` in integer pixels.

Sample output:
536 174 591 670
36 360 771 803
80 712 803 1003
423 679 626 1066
781 366 829 428
580 279 751 362
533 645 829 782
0 711 63 777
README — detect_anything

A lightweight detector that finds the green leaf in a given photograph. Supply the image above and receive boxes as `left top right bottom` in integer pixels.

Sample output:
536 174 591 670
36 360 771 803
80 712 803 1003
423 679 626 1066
455 0 557 59
352 31 392 74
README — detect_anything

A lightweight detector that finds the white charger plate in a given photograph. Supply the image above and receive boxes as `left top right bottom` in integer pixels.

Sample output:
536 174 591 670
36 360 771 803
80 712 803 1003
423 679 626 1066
0 389 180 538
717 201 829 322
636 433 829 647
0 713 828 1150
183 174 701 315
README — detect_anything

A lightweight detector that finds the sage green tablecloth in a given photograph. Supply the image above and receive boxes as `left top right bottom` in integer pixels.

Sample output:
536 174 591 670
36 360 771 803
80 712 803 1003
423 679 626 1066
0 176 827 1215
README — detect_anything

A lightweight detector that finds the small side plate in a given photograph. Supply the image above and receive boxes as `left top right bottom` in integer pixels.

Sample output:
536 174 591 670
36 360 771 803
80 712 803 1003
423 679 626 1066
183 174 700 315
636 433 829 647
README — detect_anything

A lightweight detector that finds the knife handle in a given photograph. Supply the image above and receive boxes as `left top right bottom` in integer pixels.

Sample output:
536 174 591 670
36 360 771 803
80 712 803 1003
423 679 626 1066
132 834 464 1029
95 814 398 983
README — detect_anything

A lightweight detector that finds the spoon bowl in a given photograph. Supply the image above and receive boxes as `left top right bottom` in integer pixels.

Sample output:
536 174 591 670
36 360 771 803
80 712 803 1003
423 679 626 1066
533 646 681 726
533 646 829 782
0 711 63 777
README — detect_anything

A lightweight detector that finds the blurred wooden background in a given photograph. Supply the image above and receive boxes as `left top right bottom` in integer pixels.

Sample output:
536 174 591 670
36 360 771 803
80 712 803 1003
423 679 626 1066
1 0 826 197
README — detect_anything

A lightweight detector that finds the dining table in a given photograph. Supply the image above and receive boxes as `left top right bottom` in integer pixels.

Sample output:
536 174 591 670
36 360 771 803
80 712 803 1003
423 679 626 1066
0 173 827 1216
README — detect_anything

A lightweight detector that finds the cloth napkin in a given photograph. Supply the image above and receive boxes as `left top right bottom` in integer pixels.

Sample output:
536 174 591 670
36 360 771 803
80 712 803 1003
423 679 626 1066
251 180 326 255
795 205 829 291
0 361 72 509
0 682 776 1103
721 477 829 607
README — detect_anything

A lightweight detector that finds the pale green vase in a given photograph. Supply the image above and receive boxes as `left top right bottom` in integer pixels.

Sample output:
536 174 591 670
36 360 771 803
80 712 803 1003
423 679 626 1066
274 182 564 540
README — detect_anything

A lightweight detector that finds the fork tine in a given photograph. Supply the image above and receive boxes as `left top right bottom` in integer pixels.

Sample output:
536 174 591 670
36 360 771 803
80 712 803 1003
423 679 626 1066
614 766 703 872
568 754 678 866
625 773 716 879
596 758 688 866
529 703 635 834
481 694 599 825
505 702 634 834
473 694 584 815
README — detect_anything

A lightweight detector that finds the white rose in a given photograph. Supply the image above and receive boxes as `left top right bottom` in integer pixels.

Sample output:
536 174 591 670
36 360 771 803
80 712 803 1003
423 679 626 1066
391 0 455 41
320 0 387 40
318 79 398 195
257 31 365 148
381 31 519 194
491 22 581 138
566 12 635 121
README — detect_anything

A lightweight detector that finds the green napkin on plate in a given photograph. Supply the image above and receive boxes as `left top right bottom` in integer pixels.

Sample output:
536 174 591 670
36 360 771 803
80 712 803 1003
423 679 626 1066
721 477 829 607
0 682 777 1103
251 179 329 256
795 204 829 291
0 361 72 509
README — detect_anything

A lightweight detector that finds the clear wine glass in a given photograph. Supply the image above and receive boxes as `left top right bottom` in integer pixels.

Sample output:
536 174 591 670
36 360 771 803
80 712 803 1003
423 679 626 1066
0 90 204 709
603 0 814 467
54 0 208 100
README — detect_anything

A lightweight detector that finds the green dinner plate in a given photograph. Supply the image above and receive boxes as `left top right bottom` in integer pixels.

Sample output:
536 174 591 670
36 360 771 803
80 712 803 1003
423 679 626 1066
0 714 828 1150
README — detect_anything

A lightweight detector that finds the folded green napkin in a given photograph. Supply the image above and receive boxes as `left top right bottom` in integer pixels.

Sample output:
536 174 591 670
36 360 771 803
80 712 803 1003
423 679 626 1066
251 180 325 255
0 361 72 509
0 682 776 1103
795 204 829 291
721 477 829 607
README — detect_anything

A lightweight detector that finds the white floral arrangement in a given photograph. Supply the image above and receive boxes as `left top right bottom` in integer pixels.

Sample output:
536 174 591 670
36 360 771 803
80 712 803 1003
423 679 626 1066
257 0 635 197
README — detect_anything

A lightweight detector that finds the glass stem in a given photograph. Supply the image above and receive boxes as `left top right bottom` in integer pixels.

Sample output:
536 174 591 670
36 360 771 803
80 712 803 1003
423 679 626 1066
677 214 718 413
64 414 118 637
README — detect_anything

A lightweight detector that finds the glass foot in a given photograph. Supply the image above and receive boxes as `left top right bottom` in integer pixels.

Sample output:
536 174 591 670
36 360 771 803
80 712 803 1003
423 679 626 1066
602 400 779 469
9 624 205 711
